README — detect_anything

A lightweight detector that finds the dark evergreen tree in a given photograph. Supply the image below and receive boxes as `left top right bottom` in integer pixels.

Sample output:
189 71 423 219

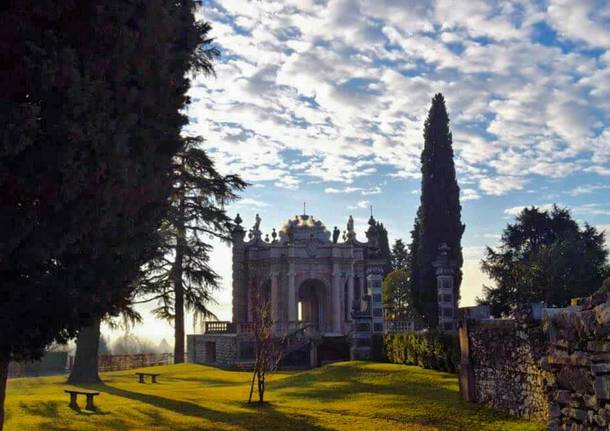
136 139 246 363
408 94 464 327
378 222 393 276
0 5 213 421
478 205 609 317
67 6 222 384
391 239 409 271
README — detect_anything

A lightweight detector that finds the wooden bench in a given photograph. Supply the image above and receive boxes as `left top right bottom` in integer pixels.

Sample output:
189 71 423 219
135 372 160 384
64 390 99 410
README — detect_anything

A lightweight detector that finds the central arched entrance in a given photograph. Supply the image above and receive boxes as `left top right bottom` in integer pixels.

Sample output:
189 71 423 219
298 279 327 331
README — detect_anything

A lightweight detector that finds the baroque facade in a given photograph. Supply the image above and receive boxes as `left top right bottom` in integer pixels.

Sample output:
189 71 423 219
187 212 391 367
231 212 389 339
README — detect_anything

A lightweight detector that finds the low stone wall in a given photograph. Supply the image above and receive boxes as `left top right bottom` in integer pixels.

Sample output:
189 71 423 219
187 334 238 368
542 293 610 430
460 293 610 429
461 309 552 420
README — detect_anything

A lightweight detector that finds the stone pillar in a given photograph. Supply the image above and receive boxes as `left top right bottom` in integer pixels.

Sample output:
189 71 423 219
433 243 458 331
347 267 354 323
288 263 297 323
271 268 279 322
366 264 384 334
332 262 342 333
231 215 247 323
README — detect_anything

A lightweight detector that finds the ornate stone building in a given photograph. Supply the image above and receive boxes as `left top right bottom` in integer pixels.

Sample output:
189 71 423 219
187 212 391 367
232 212 388 338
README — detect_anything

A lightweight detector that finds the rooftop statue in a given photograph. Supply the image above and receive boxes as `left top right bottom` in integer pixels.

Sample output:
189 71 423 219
346 215 356 241
253 213 261 232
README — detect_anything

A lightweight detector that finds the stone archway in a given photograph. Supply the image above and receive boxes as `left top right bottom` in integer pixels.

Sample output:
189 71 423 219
298 279 327 331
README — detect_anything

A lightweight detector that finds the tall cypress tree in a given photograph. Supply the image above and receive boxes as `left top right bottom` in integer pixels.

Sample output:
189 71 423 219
409 94 464 327
67 3 220 384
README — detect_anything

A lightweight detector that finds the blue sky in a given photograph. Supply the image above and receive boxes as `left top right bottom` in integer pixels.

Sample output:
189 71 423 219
109 0 610 342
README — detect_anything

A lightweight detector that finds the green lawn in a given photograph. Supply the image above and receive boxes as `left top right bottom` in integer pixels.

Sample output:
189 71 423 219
4 361 544 431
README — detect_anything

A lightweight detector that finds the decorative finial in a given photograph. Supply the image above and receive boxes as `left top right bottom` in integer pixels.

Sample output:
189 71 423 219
265 234 270 242
271 228 277 241
235 213 243 226
253 214 261 232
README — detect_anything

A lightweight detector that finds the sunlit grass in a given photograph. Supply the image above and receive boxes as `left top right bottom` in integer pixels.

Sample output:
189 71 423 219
5 361 544 431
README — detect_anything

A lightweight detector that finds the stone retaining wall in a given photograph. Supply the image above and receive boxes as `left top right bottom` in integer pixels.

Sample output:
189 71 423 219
460 306 552 420
460 292 610 430
542 293 610 430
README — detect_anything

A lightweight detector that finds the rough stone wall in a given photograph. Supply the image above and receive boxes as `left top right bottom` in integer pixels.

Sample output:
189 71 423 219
187 334 237 367
461 293 610 429
465 313 552 420
542 293 610 430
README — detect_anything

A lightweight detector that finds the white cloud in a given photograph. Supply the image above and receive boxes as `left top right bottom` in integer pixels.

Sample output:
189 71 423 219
547 0 610 48
193 0 610 198
480 176 526 196
235 197 269 208
348 200 370 210
503 203 555 217
569 184 610 196
462 188 481 201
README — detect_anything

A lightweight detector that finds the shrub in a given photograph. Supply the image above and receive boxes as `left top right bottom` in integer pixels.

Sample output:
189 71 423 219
370 334 385 362
384 329 459 373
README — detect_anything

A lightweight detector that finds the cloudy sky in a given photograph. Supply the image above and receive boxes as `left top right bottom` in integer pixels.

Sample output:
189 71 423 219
111 0 610 342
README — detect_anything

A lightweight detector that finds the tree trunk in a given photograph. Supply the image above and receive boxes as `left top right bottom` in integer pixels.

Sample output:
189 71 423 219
173 196 186 364
0 353 9 431
68 315 102 385
248 358 258 404
258 371 265 403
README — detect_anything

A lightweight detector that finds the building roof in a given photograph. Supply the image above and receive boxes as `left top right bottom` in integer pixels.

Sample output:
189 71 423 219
278 214 331 243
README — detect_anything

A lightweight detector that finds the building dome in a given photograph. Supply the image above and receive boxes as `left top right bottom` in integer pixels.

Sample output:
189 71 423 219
279 214 331 243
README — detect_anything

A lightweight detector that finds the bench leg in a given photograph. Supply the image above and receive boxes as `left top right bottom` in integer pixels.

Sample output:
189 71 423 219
138 375 144 384
86 394 96 411
152 375 157 384
69 393 78 409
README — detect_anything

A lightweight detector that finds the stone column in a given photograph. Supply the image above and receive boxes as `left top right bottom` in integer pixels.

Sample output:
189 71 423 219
366 263 384 333
231 216 246 323
288 263 297 323
433 243 458 331
347 268 354 323
332 262 342 333
271 269 279 322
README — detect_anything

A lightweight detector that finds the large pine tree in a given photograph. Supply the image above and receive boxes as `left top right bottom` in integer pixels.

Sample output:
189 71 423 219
409 94 464 328
136 138 245 363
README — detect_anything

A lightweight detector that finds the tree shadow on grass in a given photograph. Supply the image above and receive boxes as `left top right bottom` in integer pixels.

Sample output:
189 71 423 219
86 382 330 431
35 417 131 431
267 363 543 431
18 401 60 418
96 383 224 420
239 401 332 431
166 375 248 387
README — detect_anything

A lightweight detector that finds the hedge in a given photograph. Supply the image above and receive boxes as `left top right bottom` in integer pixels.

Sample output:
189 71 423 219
384 329 460 373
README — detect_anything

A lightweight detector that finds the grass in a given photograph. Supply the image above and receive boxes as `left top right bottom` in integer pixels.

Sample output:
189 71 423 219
4 361 545 431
